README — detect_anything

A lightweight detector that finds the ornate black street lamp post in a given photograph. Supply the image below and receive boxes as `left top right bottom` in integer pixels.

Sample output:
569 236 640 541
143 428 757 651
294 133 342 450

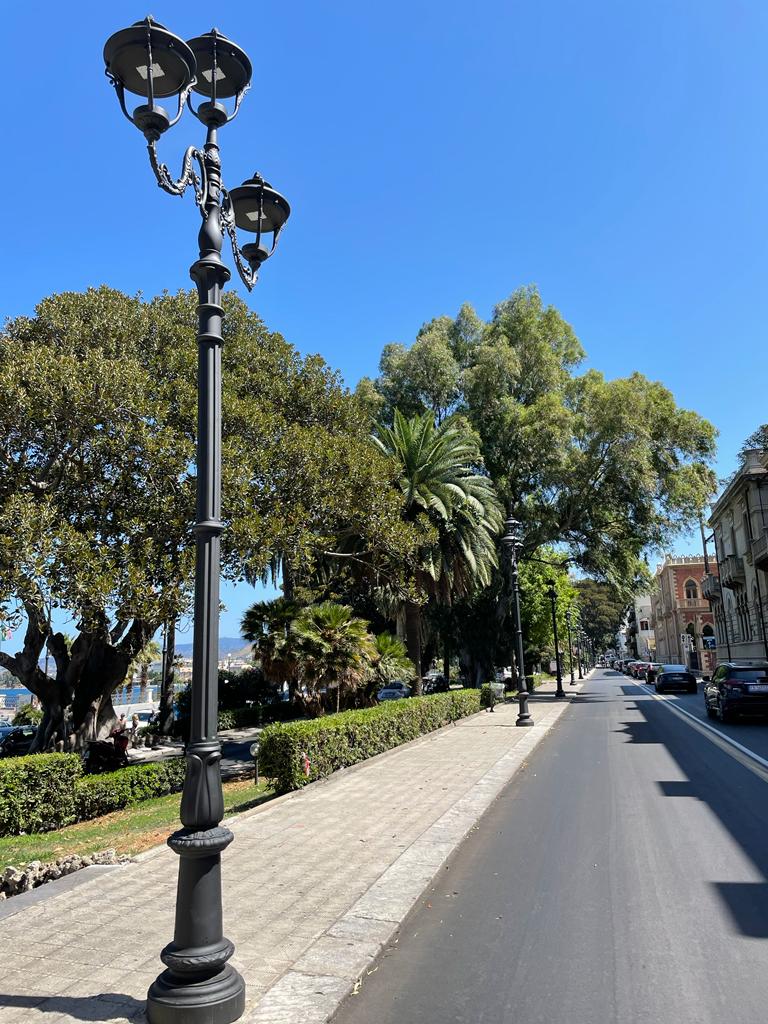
565 608 575 686
103 18 290 1024
576 628 584 679
546 580 566 700
501 511 533 727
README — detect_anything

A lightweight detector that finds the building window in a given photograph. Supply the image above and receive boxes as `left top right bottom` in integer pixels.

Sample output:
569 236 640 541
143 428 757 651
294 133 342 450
684 580 698 600
639 619 649 631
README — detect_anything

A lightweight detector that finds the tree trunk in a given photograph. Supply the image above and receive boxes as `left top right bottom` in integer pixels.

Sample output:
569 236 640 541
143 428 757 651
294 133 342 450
404 601 423 695
159 624 176 736
139 661 149 702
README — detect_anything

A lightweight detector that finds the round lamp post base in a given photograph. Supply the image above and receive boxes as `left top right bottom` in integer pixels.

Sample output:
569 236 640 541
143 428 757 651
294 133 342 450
147 963 245 1024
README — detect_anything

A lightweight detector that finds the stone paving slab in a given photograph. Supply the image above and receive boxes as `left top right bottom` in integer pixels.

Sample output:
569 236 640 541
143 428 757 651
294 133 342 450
0 679 586 1023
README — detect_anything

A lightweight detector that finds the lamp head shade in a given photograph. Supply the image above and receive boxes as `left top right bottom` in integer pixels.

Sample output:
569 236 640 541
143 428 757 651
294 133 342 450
103 17 196 99
228 175 291 235
186 29 252 98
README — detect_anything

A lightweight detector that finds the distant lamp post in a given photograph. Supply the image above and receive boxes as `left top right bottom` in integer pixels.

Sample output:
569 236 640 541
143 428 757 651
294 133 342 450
501 511 534 727
546 581 566 700
104 17 290 1024
565 609 575 686
576 628 584 679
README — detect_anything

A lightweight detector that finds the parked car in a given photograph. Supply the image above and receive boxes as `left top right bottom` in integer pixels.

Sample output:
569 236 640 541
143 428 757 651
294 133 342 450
654 665 697 694
377 681 412 702
642 663 663 683
423 676 449 694
0 724 37 757
704 661 768 722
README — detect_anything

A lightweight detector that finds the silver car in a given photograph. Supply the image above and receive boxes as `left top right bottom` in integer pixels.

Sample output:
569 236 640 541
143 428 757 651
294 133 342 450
377 681 412 701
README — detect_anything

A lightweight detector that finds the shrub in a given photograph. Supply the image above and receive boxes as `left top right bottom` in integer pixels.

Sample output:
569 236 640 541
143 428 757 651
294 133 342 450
0 754 82 837
260 689 481 792
75 758 187 820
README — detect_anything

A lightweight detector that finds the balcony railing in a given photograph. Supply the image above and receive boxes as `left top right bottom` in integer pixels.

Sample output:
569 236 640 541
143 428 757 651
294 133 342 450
721 554 746 589
752 530 768 571
701 575 721 601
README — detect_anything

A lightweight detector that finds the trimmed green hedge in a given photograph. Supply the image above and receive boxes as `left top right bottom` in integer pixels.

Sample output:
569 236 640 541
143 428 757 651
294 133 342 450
0 754 83 837
0 753 188 837
260 689 481 793
75 758 187 820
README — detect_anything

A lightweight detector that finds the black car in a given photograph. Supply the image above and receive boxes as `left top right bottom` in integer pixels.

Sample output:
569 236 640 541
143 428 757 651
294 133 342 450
0 724 37 757
654 667 697 694
704 661 768 723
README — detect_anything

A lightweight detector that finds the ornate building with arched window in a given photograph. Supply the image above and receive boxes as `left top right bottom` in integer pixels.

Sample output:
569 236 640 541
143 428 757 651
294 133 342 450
650 555 717 672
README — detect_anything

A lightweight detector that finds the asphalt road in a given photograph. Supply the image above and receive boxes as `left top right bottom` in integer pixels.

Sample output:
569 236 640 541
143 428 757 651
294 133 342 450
332 668 768 1024
638 679 768 762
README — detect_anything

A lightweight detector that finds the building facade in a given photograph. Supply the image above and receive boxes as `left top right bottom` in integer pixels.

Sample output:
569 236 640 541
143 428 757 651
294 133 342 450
650 555 717 674
633 594 655 660
704 450 768 664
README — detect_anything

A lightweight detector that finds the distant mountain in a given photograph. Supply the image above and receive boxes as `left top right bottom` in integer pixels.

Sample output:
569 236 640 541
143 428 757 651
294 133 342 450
176 637 250 659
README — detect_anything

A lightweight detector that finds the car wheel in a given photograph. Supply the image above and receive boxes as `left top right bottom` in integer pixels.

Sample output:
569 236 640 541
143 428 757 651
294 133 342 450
705 702 717 719
687 686 697 694
718 700 736 724
656 684 664 694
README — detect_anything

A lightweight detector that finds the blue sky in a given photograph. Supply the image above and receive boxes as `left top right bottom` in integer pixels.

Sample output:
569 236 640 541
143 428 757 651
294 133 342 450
5 0 768 639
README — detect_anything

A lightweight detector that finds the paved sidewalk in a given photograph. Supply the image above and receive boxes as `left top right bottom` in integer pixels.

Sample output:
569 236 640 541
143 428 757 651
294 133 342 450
0 679 586 1023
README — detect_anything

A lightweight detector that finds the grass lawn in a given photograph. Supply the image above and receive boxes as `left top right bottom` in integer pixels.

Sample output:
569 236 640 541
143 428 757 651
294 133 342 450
0 778 275 869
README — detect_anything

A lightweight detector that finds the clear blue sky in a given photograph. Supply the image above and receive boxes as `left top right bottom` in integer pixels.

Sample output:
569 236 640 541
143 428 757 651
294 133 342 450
6 0 768 638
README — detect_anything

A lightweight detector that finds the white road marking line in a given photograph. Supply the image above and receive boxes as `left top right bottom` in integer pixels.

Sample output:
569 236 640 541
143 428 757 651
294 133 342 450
635 681 768 776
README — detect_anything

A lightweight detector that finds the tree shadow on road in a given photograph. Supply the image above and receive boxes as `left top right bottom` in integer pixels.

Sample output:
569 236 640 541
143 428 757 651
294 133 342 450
615 690 768 940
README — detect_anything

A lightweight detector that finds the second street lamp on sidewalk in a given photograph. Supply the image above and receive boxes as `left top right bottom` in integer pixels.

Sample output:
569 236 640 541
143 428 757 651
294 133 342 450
547 580 567 700
501 510 533 727
565 608 575 686
576 628 584 679
104 17 290 1024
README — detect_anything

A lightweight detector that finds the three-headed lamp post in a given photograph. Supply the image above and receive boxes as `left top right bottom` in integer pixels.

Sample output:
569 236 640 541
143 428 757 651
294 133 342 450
103 17 290 1024
501 511 533 727
565 608 575 686
546 580 567 700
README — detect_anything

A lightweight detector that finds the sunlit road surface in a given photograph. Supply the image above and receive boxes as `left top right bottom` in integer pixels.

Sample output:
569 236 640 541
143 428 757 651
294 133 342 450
332 668 768 1024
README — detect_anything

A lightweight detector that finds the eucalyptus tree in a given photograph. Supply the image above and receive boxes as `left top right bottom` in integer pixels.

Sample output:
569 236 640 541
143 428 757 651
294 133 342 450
364 285 717 587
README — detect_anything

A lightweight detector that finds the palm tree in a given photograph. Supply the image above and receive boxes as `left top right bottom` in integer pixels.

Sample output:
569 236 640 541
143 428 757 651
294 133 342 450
291 602 374 713
241 598 300 698
130 638 162 702
372 409 503 690
362 631 414 704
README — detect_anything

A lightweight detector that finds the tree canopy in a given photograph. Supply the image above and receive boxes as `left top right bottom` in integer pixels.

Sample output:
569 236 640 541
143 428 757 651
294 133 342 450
0 286 418 744
359 285 717 588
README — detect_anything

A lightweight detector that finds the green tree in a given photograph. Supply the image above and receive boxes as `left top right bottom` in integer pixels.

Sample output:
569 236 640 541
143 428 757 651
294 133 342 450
13 702 43 725
366 285 716 587
0 287 416 748
131 638 162 701
574 579 627 652
738 423 768 464
363 632 414 703
291 602 374 713
372 410 503 690
241 598 301 697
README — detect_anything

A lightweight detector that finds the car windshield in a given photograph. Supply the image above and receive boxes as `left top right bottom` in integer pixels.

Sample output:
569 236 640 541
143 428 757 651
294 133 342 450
729 669 768 681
